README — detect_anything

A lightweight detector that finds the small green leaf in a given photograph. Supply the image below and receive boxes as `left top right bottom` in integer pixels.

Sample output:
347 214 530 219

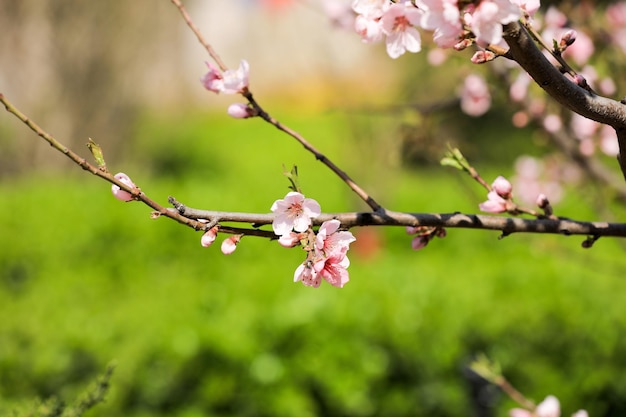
87 138 107 171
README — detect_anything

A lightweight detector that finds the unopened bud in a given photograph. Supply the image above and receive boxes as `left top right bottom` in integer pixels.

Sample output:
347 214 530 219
470 50 496 64
492 176 513 199
227 103 257 119
559 29 577 49
453 38 473 51
111 172 137 202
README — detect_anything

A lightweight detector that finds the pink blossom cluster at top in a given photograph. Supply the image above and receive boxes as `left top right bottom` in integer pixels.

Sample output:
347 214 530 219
509 395 588 417
270 192 356 288
351 0 530 59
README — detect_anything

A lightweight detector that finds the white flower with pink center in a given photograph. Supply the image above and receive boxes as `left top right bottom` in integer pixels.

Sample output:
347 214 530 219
381 2 422 58
313 253 351 288
418 0 463 48
469 0 521 46
294 262 322 288
271 192 321 236
201 60 249 94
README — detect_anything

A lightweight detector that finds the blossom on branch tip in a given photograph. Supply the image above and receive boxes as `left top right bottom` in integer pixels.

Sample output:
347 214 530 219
221 235 242 255
201 60 249 94
111 172 137 202
271 192 321 236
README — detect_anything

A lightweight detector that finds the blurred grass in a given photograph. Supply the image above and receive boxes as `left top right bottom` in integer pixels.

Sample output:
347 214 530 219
2 108 626 417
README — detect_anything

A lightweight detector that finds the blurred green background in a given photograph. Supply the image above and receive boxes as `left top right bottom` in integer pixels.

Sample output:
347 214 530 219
2 1 626 417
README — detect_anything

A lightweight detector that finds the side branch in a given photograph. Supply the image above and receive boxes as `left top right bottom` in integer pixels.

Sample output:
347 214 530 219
243 91 383 212
171 201 626 238
503 22 626 179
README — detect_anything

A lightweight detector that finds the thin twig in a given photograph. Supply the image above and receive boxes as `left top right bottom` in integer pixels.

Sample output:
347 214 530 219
168 0 384 212
169 0 227 71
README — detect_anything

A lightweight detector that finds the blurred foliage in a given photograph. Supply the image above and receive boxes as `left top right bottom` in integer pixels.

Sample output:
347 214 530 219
2 110 626 417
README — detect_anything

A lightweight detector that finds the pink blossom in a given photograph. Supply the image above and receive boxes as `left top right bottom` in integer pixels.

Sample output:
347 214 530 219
492 175 512 198
460 74 491 117
294 262 322 288
221 235 242 255
410 234 430 250
200 226 218 247
479 191 508 213
315 220 356 258
111 172 137 202
227 103 256 119
381 2 422 58
355 14 385 43
418 0 463 48
271 192 321 236
201 61 223 93
201 60 249 94
313 252 351 288
470 0 521 46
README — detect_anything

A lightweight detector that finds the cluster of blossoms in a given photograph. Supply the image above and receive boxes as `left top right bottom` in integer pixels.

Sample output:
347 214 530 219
510 395 588 417
352 0 532 59
194 191 357 288
271 192 356 288
479 175 515 213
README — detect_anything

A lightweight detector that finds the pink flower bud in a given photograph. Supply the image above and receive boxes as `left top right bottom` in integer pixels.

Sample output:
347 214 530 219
559 29 577 48
278 232 302 248
492 176 513 198
470 50 495 64
111 172 137 202
221 235 242 255
227 103 257 119
201 226 218 247
536 193 549 208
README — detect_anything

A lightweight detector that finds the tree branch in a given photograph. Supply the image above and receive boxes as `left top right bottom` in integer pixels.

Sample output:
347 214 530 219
170 197 626 240
503 21 626 180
